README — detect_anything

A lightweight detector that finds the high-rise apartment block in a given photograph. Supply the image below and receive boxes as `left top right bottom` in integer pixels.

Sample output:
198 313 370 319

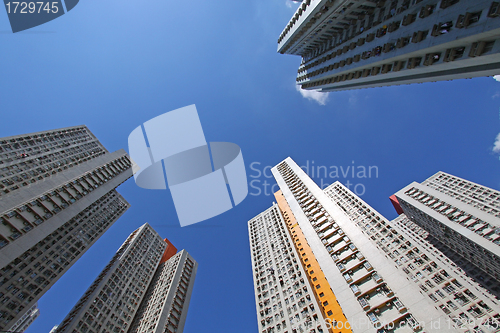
9 302 40 333
55 223 197 333
393 171 500 298
249 157 500 332
248 203 349 333
279 0 500 92
0 126 132 331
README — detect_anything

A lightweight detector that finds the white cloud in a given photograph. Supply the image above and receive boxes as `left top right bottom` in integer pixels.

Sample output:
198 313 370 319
494 75 500 82
493 133 500 154
295 85 329 105
348 94 358 106
286 0 301 8
492 92 500 99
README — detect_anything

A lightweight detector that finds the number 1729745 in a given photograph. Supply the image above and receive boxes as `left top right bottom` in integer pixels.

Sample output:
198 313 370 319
5 2 60 14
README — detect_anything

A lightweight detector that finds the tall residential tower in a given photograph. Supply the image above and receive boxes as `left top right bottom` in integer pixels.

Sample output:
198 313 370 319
393 171 500 298
279 0 500 92
55 223 197 333
0 126 132 331
248 203 350 333
249 157 500 332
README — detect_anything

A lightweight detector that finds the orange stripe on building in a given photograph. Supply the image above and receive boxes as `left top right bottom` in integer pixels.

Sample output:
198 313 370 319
275 190 352 333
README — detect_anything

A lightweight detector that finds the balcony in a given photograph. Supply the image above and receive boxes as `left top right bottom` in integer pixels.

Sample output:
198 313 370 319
320 228 336 240
334 246 357 262
358 296 371 310
350 284 362 296
372 273 383 284
313 209 325 218
315 215 329 226
365 290 394 313
331 239 350 253
343 258 365 273
372 306 410 332
325 232 343 245
402 13 416 26
357 277 384 296
443 46 466 62
350 266 373 284
318 222 333 233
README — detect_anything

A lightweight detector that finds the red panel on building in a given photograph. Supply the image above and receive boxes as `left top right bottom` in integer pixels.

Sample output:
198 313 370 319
160 238 177 263
390 195 404 215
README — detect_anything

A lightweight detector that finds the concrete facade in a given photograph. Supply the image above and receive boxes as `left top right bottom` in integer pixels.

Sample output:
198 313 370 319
326 181 500 332
395 171 500 300
8 302 39 333
248 204 332 333
279 0 500 92
55 224 197 333
274 189 353 333
0 126 133 332
253 157 500 332
129 250 197 333
273 158 449 332
55 223 168 333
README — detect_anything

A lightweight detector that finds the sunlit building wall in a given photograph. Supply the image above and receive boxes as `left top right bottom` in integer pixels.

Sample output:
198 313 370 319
279 0 500 92
251 157 500 332
394 171 500 297
249 203 337 333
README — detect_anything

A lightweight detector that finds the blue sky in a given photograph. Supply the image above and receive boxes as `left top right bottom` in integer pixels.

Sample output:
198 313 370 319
1 0 500 332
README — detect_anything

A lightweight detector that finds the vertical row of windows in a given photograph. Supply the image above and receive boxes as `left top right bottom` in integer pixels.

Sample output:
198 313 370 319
55 225 166 333
277 162 418 331
164 255 195 333
325 181 500 330
249 205 323 333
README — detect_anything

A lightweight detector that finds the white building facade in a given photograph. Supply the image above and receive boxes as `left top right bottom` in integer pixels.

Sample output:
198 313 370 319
279 0 500 92
394 171 500 299
129 250 197 333
249 204 333 333
264 157 500 332
327 180 500 332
